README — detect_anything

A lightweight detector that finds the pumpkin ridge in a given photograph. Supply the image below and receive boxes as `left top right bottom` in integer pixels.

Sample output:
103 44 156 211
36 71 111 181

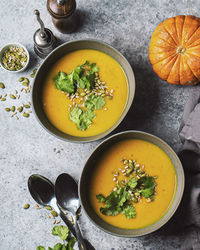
187 38 200 49
174 17 180 44
181 16 186 45
184 25 200 47
184 55 200 80
150 52 177 65
175 15 185 45
152 54 177 67
156 37 178 49
162 25 178 46
186 50 200 59
167 55 180 84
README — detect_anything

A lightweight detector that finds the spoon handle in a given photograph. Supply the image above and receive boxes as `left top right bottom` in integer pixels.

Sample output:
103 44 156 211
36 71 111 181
60 210 77 237
74 218 87 250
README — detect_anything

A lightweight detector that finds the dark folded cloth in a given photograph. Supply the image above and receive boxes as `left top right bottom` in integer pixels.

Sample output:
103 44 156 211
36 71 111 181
178 86 200 250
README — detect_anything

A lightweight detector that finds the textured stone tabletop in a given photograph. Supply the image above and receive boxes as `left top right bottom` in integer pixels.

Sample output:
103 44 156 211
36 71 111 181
0 0 198 249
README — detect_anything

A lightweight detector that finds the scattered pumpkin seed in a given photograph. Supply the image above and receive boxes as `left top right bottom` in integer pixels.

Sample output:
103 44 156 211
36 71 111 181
80 92 86 96
107 96 113 100
5 108 10 112
22 82 29 87
24 104 30 108
23 112 30 118
53 220 56 224
4 94 7 97
17 106 23 112
33 68 37 74
23 203 30 209
30 74 35 78
11 112 17 117
1 98 6 101
51 211 58 217
9 94 16 99
18 77 24 82
56 220 60 224
0 95 2 99
0 82 5 89
11 106 15 112
45 206 52 211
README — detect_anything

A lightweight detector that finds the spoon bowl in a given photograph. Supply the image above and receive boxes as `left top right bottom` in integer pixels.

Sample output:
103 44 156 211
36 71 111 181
55 173 80 214
55 173 87 250
28 174 55 206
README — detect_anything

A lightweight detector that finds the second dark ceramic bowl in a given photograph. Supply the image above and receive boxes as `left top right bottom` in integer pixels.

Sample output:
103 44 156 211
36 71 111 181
32 39 135 143
79 131 185 237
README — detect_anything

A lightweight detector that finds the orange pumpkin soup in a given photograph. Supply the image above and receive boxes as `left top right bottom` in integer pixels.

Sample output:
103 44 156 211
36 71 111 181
90 139 176 229
42 49 128 137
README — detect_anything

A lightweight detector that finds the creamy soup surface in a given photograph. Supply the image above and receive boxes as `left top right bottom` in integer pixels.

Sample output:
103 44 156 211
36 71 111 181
90 139 176 229
42 49 128 137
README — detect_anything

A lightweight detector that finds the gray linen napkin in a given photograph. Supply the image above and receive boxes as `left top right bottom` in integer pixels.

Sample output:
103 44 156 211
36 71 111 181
178 86 200 250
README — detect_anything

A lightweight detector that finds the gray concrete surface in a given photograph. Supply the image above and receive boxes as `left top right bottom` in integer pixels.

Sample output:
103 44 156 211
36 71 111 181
0 0 197 249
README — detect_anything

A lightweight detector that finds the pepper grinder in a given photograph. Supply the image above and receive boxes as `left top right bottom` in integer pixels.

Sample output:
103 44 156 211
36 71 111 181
47 0 78 34
33 9 57 58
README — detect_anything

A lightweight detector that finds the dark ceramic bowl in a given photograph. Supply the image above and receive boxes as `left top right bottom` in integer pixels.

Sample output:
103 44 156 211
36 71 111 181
32 39 135 143
79 131 185 237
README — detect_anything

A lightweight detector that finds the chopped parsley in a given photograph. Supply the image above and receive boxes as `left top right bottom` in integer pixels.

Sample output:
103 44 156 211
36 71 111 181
96 159 157 219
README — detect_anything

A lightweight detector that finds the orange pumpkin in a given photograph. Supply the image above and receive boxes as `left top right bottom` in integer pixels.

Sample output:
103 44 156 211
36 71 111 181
149 15 200 85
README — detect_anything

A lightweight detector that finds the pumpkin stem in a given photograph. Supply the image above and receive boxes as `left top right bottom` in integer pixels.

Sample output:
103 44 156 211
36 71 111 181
176 46 186 55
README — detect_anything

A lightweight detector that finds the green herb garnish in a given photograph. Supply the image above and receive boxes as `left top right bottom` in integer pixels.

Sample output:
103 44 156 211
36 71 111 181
85 94 105 110
53 61 99 94
96 159 157 219
36 225 76 250
69 106 96 131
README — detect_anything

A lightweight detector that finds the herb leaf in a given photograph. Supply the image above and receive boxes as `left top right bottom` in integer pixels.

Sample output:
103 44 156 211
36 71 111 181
69 106 96 131
67 237 76 250
37 247 46 250
98 187 132 218
52 226 69 241
139 176 156 198
85 95 105 110
48 248 53 250
122 204 136 219
53 243 63 250
127 177 137 190
53 72 75 94
96 194 106 203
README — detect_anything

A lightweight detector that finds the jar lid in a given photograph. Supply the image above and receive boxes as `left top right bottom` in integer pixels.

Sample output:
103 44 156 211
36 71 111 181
47 0 76 18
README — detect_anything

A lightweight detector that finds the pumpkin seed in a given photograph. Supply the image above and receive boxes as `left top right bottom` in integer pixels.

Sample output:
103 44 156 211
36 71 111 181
5 108 10 112
11 106 15 112
0 95 2 99
1 98 6 101
18 106 23 112
33 68 37 74
45 206 52 210
9 94 16 99
23 203 30 209
0 82 5 89
107 96 113 100
23 112 30 118
22 82 29 87
51 211 58 217
18 77 24 82
80 92 86 96
24 104 30 108
30 74 35 78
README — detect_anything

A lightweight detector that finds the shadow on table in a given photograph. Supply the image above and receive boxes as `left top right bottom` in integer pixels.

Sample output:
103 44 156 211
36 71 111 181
150 151 197 238
112 63 160 134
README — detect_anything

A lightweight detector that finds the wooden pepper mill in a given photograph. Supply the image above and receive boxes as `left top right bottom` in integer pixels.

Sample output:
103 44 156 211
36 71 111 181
47 0 78 34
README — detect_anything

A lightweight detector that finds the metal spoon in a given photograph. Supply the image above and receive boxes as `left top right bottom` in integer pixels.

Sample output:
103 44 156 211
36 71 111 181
28 174 76 237
55 173 87 250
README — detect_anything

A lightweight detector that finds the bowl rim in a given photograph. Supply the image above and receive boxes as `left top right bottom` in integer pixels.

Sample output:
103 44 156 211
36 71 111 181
78 130 185 237
31 38 135 143
0 43 30 73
